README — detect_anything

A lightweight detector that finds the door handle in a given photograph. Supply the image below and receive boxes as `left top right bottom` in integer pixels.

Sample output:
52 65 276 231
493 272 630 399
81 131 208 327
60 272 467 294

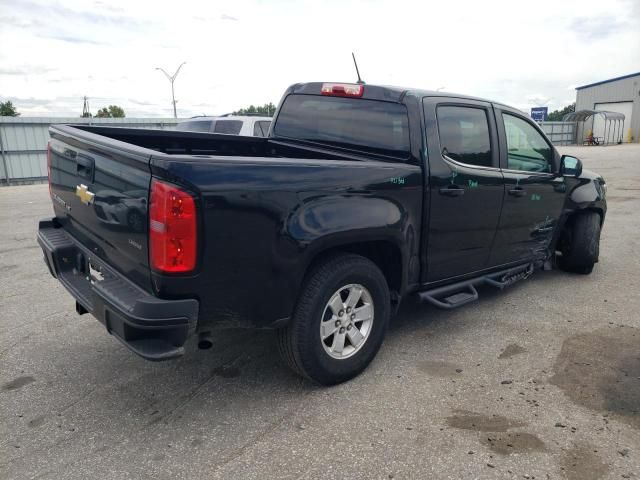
76 155 95 181
508 187 526 197
439 185 465 197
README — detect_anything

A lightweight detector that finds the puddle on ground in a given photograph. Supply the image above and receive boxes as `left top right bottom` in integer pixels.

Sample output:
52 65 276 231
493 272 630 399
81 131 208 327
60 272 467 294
2 376 35 391
212 365 241 378
481 431 545 455
498 343 527 359
416 360 461 377
28 415 46 428
560 444 608 480
550 328 640 428
445 410 526 432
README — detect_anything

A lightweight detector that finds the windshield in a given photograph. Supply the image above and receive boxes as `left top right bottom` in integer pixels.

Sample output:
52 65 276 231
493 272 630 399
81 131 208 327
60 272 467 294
273 94 410 158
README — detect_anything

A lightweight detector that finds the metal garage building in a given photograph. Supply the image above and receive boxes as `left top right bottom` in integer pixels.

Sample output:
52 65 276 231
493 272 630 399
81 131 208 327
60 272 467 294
0 117 178 185
575 71 640 143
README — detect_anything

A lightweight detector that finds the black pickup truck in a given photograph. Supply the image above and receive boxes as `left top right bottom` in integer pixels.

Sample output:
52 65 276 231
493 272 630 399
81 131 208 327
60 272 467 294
38 82 606 385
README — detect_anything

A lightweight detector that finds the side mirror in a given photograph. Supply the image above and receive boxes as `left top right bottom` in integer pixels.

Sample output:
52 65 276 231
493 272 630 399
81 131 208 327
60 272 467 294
560 155 582 177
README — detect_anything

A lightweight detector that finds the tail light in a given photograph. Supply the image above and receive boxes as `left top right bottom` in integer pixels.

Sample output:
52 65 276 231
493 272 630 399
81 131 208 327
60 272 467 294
149 179 197 273
47 142 52 194
321 83 364 98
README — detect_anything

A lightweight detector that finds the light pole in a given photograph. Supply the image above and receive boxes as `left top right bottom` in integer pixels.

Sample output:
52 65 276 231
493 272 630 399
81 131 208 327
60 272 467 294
155 62 186 118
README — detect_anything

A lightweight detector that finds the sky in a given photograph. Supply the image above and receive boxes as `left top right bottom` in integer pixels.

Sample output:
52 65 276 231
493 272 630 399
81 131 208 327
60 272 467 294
0 0 639 118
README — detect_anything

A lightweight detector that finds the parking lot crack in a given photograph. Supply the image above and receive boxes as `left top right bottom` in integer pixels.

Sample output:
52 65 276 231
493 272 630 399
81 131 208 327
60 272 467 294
208 385 312 474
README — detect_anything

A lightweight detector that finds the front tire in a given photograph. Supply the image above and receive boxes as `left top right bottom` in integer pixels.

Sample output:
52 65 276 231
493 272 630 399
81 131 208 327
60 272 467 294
277 254 390 385
558 212 601 274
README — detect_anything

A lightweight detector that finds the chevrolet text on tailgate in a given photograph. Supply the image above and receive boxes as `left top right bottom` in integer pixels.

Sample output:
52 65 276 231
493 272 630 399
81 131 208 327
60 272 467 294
38 82 607 385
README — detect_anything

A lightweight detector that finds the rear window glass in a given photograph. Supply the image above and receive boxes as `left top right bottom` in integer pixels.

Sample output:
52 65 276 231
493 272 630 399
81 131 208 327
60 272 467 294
214 120 243 135
273 94 410 158
175 120 212 132
253 120 271 137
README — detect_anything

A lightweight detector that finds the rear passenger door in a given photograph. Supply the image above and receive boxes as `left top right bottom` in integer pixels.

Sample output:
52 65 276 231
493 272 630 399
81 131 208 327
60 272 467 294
422 98 505 282
488 108 566 266
253 120 271 137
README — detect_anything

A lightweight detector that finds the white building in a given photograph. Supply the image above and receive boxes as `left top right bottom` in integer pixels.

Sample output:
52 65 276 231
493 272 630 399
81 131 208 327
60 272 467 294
575 72 640 143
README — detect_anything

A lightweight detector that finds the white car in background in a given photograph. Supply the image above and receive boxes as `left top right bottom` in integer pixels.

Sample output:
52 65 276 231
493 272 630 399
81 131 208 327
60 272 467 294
175 115 272 137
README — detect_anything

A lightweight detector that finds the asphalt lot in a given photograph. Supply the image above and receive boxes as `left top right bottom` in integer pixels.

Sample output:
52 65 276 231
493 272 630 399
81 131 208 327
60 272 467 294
1 144 639 479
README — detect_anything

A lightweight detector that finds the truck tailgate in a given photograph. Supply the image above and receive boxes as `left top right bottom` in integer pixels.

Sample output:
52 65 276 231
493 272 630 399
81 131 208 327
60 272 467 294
48 125 153 290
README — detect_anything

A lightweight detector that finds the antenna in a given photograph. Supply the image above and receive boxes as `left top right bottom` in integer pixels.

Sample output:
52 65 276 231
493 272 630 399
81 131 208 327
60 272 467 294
352 52 365 84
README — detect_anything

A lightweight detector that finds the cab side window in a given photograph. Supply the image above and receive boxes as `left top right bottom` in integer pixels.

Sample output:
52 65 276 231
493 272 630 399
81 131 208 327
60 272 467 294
253 120 271 137
502 114 552 173
436 106 492 167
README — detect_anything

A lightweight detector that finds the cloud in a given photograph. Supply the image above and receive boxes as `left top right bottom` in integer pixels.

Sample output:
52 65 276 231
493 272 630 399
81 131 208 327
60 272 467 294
11 0 144 28
569 16 630 40
525 94 553 107
0 15 45 28
1 0 639 117
37 34 108 46
0 66 54 75
127 99 156 106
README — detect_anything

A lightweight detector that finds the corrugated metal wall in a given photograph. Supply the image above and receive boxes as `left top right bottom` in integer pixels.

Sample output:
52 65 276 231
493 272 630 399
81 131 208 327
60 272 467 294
0 117 179 185
575 74 640 142
538 121 575 145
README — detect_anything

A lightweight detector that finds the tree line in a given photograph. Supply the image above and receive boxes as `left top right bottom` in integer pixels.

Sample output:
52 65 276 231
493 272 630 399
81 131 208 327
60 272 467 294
2 99 577 121
232 103 276 116
0 100 126 117
546 102 576 121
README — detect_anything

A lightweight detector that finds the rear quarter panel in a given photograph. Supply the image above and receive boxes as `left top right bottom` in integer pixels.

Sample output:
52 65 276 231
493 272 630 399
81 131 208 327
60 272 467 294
150 156 422 330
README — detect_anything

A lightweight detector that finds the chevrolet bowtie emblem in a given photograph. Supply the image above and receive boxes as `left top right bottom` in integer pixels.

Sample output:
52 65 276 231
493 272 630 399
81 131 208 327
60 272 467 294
75 184 95 205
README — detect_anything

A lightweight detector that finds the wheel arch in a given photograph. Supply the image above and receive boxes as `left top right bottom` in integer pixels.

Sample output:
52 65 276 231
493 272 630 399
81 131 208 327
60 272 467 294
563 206 605 229
302 239 405 302
553 206 603 262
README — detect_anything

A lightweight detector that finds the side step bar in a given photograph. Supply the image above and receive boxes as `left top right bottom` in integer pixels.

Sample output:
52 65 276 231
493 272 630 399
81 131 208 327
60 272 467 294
417 263 535 310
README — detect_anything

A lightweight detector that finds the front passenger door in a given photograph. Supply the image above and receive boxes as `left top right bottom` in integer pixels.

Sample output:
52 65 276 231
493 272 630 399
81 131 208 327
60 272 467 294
489 109 566 267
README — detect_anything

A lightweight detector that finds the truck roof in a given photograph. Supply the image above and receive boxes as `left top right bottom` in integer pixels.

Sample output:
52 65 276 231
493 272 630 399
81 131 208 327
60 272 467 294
286 82 516 112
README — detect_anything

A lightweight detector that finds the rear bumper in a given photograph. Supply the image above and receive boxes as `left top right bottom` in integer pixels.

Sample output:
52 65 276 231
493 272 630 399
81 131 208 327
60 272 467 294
37 219 198 361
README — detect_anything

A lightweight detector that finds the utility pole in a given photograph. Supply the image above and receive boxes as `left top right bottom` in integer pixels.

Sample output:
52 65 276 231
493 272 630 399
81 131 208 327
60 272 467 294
81 96 91 117
155 62 186 118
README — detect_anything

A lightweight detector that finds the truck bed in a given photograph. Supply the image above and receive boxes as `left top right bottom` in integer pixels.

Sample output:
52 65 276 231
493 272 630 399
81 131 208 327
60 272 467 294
69 125 354 161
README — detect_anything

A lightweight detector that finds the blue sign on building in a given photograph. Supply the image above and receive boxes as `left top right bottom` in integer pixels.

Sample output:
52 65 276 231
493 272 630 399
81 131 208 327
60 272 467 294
530 107 548 122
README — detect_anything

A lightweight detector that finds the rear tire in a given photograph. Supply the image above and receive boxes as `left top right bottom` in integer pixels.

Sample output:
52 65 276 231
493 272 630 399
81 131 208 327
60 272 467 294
558 212 601 274
277 253 390 385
